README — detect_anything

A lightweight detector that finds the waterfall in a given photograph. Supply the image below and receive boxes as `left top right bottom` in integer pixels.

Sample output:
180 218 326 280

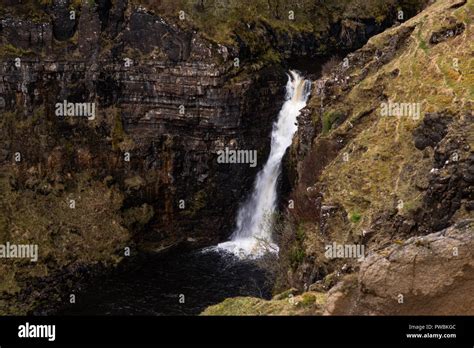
217 71 312 258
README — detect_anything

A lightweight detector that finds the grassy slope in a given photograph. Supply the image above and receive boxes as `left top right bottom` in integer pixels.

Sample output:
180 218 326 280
0 169 129 314
202 291 326 316
0 110 133 314
316 0 473 237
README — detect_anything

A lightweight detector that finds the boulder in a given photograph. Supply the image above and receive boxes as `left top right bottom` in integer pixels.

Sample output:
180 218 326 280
325 220 474 315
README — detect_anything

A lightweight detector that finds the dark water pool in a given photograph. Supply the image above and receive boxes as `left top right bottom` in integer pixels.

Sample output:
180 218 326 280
58 248 274 315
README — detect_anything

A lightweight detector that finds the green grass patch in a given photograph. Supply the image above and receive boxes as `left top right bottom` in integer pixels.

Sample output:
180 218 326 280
289 246 305 268
322 110 345 134
349 211 362 223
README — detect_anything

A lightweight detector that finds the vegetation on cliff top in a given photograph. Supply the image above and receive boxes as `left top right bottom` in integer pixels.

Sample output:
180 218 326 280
0 0 428 62
136 0 427 42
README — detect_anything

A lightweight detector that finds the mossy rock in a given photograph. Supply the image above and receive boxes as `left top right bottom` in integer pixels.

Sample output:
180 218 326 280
272 287 300 300
122 203 154 231
124 175 145 191
322 110 346 134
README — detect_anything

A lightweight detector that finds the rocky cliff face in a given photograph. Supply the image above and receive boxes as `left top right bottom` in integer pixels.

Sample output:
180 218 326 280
0 1 288 252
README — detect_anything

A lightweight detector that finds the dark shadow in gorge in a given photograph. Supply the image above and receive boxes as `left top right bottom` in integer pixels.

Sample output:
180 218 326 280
56 248 274 315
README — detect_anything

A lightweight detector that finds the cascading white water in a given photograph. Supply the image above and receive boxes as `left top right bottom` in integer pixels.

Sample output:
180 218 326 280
217 71 312 258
